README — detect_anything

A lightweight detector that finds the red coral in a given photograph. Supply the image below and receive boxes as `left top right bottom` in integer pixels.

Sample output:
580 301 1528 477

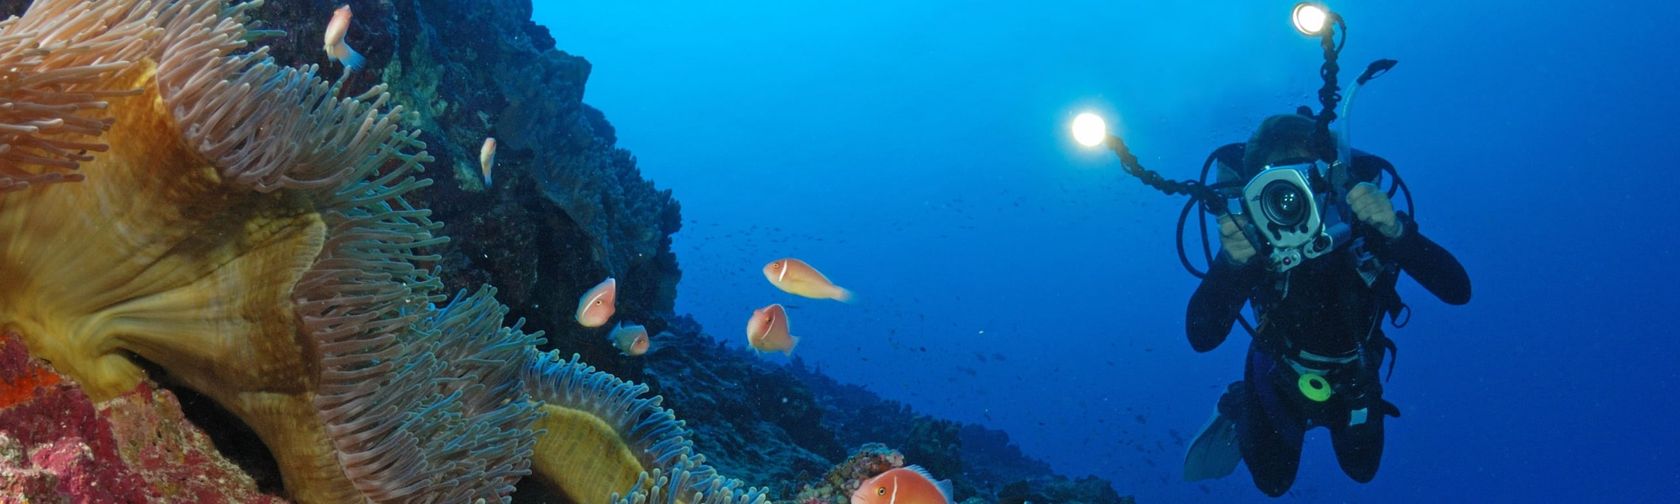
100 387 288 504
0 330 60 409
0 332 152 503
0 331 285 503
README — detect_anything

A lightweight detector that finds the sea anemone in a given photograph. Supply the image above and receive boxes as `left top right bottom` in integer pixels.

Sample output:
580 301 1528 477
525 350 769 503
0 0 156 190
0 0 761 502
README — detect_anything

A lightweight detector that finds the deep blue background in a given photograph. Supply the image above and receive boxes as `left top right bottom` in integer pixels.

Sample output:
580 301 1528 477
535 1 1678 501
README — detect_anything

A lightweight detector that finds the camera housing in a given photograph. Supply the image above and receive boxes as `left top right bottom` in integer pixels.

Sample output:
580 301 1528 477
1241 163 1334 272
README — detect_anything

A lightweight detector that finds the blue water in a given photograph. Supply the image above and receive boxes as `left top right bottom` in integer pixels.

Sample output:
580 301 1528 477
536 1 1679 501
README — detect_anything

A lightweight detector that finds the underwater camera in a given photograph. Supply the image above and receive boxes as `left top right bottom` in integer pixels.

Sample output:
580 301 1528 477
1069 2 1404 278
1241 161 1334 272
1067 1 1412 336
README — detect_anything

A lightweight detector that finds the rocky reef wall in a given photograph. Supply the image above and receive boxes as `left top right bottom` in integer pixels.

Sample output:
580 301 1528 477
238 0 684 373
0 332 285 503
0 1 1132 502
645 317 1133 503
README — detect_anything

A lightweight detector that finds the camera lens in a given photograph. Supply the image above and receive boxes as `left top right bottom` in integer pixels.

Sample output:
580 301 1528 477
1261 180 1307 227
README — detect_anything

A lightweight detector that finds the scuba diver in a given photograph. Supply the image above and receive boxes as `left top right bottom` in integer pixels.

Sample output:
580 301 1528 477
1069 5 1471 496
1179 112 1471 496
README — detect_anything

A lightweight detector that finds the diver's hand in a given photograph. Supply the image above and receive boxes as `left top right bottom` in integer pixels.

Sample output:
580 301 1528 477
1218 214 1258 266
1347 182 1402 239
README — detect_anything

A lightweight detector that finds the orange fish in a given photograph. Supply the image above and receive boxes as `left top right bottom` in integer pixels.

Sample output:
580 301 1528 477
608 322 650 356
745 303 798 355
480 137 496 187
850 466 953 504
322 5 366 70
574 277 616 328
764 258 852 302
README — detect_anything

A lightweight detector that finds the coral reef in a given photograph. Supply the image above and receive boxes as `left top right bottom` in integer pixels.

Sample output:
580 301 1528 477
785 442 1129 504
236 0 686 374
785 350 1135 503
521 348 768 504
956 423 1055 488
995 477 1134 504
645 316 1134 503
0 1 751 502
0 331 282 503
642 317 848 493
789 443 904 504
0 0 1131 502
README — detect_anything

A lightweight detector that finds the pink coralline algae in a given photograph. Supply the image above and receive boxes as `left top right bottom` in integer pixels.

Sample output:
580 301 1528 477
0 331 285 503
791 443 906 504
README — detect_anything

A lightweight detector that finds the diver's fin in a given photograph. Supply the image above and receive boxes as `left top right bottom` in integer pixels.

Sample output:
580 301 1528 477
1183 409 1242 481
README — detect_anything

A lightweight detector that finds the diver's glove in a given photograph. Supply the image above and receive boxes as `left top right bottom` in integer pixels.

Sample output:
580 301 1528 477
1347 182 1403 239
1217 213 1258 265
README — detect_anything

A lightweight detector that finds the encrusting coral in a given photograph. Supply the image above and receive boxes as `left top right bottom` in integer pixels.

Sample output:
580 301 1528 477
0 0 762 502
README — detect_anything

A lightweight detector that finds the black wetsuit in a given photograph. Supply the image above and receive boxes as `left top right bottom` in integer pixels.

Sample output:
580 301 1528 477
1185 156 1471 497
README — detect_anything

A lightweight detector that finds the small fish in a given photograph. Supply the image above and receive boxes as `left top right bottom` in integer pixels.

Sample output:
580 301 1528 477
850 466 953 504
763 258 852 302
745 303 798 355
608 322 650 356
322 5 366 70
480 137 496 187
574 277 616 327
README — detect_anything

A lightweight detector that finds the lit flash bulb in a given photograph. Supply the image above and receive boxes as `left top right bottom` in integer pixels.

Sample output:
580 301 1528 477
1292 2 1329 36
1071 112 1108 148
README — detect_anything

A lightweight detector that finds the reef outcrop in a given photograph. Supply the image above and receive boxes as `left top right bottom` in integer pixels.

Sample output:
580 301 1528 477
0 1 1129 503
239 0 685 373
644 317 1135 503
0 1 753 502
0 332 284 503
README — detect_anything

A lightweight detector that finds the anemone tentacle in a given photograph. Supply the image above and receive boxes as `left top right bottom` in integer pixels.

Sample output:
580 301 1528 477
2 1 763 502
525 351 769 503
129 0 547 500
0 0 158 190
612 454 771 504
405 287 543 498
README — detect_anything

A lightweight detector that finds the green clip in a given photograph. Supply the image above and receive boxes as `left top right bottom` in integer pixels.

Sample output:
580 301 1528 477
1298 373 1332 402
